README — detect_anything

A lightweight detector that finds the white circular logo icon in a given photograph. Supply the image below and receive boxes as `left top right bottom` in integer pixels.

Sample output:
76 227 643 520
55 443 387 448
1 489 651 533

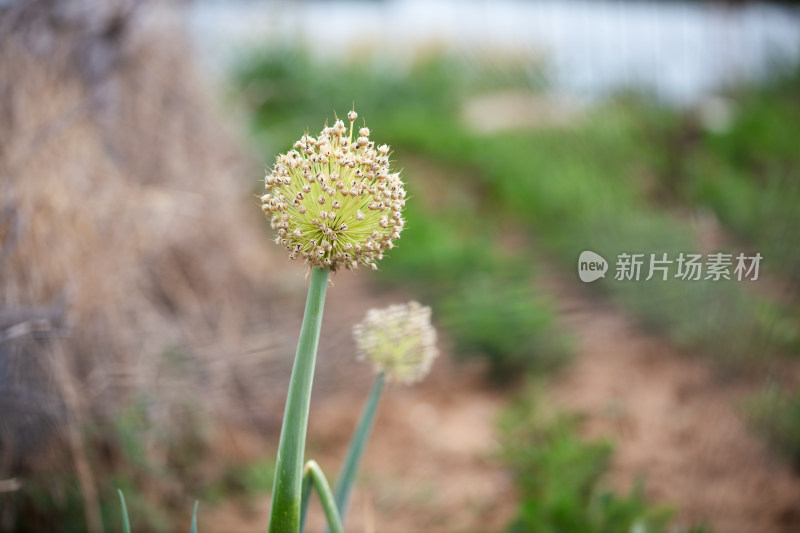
578 251 608 282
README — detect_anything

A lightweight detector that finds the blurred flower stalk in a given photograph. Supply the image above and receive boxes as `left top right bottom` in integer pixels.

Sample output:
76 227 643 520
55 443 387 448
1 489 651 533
323 301 439 531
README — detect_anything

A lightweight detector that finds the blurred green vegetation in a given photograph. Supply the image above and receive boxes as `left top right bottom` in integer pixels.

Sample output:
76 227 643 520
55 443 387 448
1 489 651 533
499 387 709 533
642 62 800 289
233 46 800 373
6 403 275 532
232 44 799 526
747 384 800 469
380 158 572 380
7 399 193 532
3 348 272 532
386 112 798 370
205 458 276 503
441 275 569 379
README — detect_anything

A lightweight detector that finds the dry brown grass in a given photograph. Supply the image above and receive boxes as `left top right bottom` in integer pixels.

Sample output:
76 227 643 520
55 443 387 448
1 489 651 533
0 0 281 486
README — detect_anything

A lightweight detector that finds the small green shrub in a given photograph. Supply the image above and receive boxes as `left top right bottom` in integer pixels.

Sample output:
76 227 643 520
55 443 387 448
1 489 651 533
204 458 276 503
746 385 800 468
376 197 498 287
442 276 569 380
499 388 705 533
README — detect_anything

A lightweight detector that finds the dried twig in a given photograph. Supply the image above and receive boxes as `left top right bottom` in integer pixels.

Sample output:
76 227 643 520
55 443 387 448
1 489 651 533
0 318 53 342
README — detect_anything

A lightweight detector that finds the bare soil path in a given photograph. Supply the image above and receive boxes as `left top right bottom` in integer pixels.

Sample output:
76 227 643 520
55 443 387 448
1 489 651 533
542 270 800 533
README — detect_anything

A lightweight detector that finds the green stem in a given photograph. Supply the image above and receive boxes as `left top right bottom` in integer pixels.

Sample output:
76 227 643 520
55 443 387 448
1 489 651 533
333 371 385 526
303 460 344 533
268 267 330 533
299 469 312 532
190 501 199 533
118 489 131 533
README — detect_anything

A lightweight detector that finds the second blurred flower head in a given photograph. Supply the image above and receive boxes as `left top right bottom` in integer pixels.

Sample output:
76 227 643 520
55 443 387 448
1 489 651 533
353 301 438 385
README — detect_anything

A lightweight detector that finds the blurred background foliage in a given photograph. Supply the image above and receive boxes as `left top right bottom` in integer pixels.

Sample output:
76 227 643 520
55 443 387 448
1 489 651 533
499 386 710 533
3 0 800 531
232 42 800 372
228 35 800 531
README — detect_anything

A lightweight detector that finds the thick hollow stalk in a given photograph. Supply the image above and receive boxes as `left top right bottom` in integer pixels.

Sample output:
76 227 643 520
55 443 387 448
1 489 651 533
333 371 385 526
268 267 330 533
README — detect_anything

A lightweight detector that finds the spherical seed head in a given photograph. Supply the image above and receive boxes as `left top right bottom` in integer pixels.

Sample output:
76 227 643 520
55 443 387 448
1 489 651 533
261 111 405 271
353 301 438 385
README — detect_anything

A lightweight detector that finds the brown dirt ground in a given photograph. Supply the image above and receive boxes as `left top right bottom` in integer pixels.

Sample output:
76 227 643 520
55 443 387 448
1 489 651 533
542 269 800 533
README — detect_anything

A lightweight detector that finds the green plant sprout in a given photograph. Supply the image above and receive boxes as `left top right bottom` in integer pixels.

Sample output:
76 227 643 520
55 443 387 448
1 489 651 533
118 489 199 532
191 501 199 533
299 460 343 533
117 490 130 533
